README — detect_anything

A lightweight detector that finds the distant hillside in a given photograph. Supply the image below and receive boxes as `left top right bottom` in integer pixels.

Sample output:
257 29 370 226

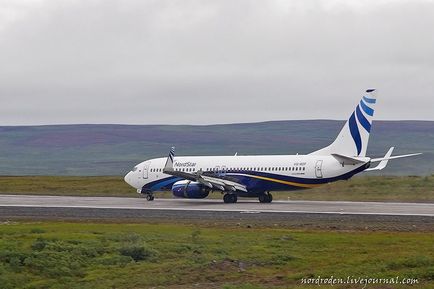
0 121 432 176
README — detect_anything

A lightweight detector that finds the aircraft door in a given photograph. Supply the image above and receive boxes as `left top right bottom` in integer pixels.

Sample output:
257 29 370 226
143 163 149 179
315 160 323 178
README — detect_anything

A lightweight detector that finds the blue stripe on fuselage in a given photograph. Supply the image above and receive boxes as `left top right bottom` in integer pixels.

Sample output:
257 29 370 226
142 166 367 194
142 176 182 192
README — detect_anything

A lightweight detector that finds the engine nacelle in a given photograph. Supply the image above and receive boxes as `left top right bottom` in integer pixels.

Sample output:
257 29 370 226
172 180 210 199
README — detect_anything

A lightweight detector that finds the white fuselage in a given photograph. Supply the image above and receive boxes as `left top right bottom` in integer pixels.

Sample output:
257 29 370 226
124 154 369 194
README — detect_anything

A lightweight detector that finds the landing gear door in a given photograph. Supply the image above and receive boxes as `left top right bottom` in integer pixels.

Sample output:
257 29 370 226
143 162 149 179
315 160 323 178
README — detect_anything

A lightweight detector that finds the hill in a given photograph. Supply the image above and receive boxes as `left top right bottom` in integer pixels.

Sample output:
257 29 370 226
0 120 432 176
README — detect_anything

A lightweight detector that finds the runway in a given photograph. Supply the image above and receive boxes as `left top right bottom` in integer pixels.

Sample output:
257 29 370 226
1 194 433 216
1 195 433 231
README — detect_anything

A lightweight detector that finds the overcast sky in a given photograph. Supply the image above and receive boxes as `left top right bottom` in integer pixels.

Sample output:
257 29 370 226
0 0 433 125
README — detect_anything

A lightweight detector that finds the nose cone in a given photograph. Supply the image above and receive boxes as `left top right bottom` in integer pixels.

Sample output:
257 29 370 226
124 171 134 188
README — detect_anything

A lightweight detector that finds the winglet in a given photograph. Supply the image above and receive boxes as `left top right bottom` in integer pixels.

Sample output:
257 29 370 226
164 146 175 172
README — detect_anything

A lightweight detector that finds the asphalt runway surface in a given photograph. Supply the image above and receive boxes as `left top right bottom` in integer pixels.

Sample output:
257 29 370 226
1 195 433 231
1 194 433 216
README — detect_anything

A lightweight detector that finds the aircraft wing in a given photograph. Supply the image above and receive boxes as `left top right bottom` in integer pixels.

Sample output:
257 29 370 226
162 147 247 192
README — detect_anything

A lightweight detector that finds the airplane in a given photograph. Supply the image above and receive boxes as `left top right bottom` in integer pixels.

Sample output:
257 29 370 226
124 89 421 203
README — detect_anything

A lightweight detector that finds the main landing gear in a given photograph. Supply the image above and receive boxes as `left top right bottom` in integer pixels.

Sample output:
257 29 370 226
223 193 238 203
258 192 273 203
145 193 155 201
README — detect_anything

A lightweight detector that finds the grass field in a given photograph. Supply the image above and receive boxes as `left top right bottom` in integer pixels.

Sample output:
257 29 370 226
1 175 434 202
0 221 433 289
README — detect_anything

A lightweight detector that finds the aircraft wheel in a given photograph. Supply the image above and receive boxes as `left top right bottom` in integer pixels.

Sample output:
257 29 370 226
259 193 272 203
146 194 154 201
267 192 273 203
223 193 237 203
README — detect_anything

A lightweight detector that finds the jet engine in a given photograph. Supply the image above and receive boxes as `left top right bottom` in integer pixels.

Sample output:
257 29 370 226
172 180 210 199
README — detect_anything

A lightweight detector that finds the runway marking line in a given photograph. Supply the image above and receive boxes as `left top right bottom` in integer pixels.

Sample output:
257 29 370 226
1 204 433 217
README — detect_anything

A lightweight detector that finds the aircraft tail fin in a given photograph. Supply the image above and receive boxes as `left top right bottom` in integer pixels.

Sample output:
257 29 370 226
310 89 377 157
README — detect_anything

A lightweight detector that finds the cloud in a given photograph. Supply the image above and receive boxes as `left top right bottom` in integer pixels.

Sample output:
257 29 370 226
0 0 433 125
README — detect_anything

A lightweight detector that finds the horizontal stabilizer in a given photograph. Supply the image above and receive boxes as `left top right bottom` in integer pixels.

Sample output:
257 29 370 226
331 153 367 165
366 147 421 171
371 153 422 162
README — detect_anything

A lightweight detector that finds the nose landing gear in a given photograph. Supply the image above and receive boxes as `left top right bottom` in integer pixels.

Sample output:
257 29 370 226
145 193 154 201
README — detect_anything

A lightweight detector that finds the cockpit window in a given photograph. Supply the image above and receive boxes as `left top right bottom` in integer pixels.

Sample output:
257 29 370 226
133 166 138 172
